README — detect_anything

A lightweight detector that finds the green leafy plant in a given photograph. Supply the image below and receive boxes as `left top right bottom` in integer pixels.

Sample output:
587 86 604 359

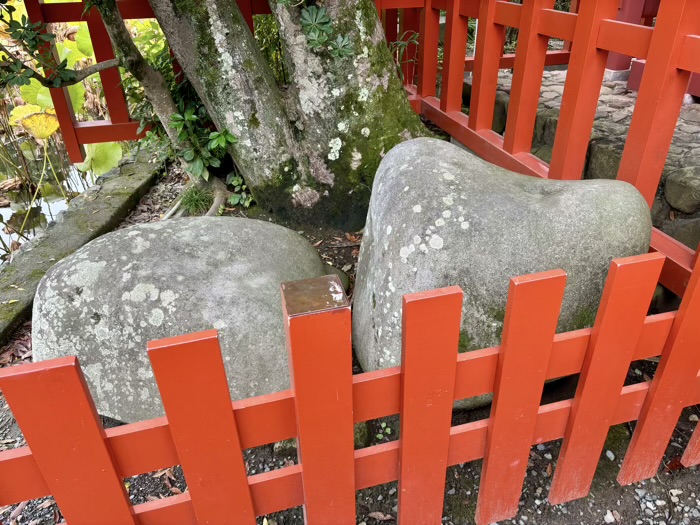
180 185 214 216
171 108 238 181
375 421 393 441
226 173 254 208
329 35 353 58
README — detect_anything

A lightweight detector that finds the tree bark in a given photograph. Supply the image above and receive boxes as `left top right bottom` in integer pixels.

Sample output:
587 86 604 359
149 0 430 229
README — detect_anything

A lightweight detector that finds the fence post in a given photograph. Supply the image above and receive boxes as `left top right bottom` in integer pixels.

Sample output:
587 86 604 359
0 358 136 525
281 275 356 524
401 8 421 86
618 258 700 485
468 0 506 132
148 330 256 524
503 0 554 154
474 270 566 525
440 0 469 113
417 0 440 97
616 1 700 207
397 286 463 523
548 0 619 180
548 253 665 504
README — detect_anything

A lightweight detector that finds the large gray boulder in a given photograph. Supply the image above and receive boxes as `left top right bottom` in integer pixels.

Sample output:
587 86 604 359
353 138 651 380
33 218 326 422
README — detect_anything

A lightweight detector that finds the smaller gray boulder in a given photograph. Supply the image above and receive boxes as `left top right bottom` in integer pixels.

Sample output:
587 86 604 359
32 218 327 422
665 166 700 214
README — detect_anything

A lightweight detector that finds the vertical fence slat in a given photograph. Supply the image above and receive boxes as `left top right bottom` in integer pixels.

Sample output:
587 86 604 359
548 0 618 180
397 286 463 523
474 270 566 525
618 260 700 485
0 358 136 525
417 0 440 97
384 9 399 46
281 275 356 524
148 330 256 525
440 0 469 113
548 253 665 505
468 0 506 131
85 8 130 124
401 8 421 86
616 1 700 207
503 0 554 154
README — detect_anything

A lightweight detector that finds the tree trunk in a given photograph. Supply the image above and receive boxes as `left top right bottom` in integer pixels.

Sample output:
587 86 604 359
149 0 429 229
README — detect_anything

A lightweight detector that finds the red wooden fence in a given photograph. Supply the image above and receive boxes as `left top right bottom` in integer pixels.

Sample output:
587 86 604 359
2 254 700 523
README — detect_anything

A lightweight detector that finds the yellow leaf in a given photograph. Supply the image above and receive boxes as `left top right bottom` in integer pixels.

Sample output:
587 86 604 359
21 112 60 140
9 104 41 127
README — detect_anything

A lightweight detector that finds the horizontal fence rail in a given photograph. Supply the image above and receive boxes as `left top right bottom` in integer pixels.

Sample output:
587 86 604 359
2 255 700 523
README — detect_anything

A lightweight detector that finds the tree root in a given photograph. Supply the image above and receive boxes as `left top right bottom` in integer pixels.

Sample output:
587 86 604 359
205 177 232 217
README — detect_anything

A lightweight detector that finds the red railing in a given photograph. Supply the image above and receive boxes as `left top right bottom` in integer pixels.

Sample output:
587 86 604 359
23 0 700 304
2 253 700 523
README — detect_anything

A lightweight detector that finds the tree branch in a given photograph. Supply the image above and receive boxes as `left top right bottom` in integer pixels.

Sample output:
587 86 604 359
0 41 119 88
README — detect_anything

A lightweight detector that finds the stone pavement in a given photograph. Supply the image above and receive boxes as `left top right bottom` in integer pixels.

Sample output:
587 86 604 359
462 70 700 250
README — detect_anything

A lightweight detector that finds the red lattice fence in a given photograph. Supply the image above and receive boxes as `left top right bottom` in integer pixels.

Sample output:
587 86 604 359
1 253 700 523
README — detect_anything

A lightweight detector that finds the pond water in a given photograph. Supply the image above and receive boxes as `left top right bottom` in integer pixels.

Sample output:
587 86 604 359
0 135 95 263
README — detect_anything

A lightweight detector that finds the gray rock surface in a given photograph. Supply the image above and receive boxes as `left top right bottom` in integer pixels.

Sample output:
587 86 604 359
353 138 651 386
665 166 700 214
32 217 326 422
0 151 162 345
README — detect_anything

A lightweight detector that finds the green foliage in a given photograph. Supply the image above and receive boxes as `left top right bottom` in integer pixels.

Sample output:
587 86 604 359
171 109 237 181
375 421 393 441
76 142 123 176
0 0 76 88
275 1 354 59
20 77 85 114
225 173 254 208
180 185 213 216
329 35 353 59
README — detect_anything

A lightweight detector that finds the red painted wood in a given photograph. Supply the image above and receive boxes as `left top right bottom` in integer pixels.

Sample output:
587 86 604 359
148 330 256 524
24 0 84 162
85 8 130 124
401 8 421 85
548 253 665 504
618 260 700 485
548 0 619 180
397 286 463 523
0 358 136 524
469 0 506 132
384 9 399 45
616 0 700 207
650 228 694 297
0 305 678 509
281 278 356 524
417 1 440 96
598 20 653 61
475 270 566 525
503 0 555 154
605 0 646 72
440 0 469 112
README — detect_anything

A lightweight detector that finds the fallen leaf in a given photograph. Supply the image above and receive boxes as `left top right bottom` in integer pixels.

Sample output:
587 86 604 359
368 511 394 521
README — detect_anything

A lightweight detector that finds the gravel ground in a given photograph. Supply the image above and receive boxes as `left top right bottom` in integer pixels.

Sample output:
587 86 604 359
1 166 700 524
